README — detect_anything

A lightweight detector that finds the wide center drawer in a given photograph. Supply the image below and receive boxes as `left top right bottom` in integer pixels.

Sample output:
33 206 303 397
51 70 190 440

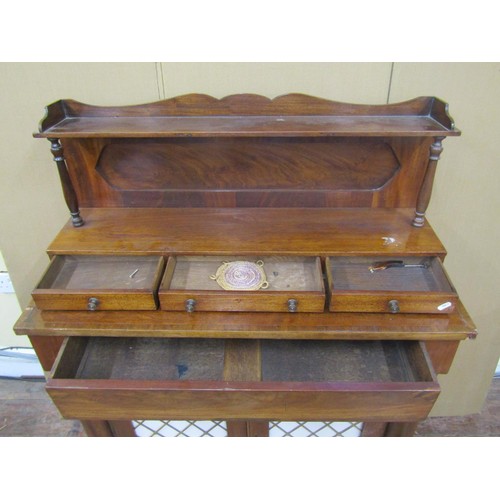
159 255 325 312
46 336 440 421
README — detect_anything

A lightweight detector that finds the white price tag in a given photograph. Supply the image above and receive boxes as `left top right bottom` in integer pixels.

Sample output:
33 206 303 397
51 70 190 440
437 301 452 311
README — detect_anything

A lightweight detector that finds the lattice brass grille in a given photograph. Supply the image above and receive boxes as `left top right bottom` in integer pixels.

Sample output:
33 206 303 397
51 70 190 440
133 420 362 437
133 420 228 437
269 421 363 437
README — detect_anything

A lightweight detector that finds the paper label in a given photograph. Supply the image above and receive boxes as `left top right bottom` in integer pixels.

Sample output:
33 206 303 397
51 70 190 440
437 301 453 311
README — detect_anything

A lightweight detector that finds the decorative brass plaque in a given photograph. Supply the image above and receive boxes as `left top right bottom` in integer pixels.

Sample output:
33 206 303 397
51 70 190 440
210 260 269 291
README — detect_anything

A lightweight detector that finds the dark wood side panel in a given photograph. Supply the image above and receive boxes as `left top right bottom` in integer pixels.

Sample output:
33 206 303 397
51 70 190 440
81 420 114 437
384 422 420 437
226 421 249 437
62 138 120 208
361 422 388 437
226 420 269 437
28 335 65 371
372 137 432 209
429 97 458 131
37 100 67 133
61 137 412 209
247 421 270 437
96 139 400 191
424 340 460 374
108 420 137 437
79 420 137 437
50 337 88 378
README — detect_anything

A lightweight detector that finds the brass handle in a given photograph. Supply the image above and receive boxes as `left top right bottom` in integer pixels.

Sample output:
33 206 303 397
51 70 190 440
388 299 400 314
87 297 99 311
185 298 196 313
287 298 298 313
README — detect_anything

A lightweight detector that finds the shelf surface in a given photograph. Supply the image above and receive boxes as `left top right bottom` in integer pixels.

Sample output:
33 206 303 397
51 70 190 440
36 115 459 138
47 208 447 257
34 94 460 138
15 300 476 341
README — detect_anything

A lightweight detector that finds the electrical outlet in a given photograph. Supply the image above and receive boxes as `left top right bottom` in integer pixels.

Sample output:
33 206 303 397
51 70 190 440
0 271 15 293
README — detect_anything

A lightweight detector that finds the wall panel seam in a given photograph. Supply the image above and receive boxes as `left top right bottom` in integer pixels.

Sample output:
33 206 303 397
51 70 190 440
386 62 395 104
155 63 165 100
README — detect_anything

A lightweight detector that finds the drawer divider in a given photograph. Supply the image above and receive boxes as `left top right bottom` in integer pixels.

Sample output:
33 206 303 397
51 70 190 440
223 340 262 382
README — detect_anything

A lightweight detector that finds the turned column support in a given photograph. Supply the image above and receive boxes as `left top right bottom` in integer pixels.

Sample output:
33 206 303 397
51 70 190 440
49 138 84 227
412 136 445 227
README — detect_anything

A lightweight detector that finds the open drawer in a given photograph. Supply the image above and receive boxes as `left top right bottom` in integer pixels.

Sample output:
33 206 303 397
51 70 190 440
32 255 165 311
159 256 325 312
46 337 440 422
326 256 458 314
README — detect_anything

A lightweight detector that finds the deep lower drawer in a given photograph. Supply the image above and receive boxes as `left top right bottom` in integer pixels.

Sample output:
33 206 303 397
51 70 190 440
46 337 440 421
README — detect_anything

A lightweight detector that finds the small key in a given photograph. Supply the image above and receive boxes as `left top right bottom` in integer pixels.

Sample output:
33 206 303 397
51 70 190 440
369 260 429 273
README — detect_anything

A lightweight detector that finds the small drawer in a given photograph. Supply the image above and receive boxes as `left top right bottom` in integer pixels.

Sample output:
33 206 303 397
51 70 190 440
32 255 165 311
326 256 458 314
159 256 325 312
46 337 440 422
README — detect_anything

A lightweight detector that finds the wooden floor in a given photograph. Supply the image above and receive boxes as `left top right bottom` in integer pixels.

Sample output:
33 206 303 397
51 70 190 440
1 377 499 437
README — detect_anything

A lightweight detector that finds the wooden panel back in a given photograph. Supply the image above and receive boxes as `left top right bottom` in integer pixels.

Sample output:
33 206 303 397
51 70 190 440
62 136 431 209
44 94 454 210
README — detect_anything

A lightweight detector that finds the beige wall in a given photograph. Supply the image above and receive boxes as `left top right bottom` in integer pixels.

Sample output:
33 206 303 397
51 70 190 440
0 250 22 345
0 62 498 416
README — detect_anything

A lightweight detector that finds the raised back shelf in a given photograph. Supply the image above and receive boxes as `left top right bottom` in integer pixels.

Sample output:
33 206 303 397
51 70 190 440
35 94 460 138
34 93 460 224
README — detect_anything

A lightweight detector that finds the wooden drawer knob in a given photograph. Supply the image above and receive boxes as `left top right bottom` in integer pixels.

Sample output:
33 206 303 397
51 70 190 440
87 297 100 311
388 299 400 314
185 298 196 313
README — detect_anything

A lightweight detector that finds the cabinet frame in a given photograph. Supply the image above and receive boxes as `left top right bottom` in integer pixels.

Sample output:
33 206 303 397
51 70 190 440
13 93 475 437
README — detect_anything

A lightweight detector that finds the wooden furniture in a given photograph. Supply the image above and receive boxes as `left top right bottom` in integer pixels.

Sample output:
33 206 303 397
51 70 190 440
14 93 477 437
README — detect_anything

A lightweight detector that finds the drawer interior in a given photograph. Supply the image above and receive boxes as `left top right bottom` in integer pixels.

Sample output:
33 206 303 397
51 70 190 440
327 256 454 293
261 340 427 382
49 337 439 421
163 256 324 292
53 337 434 384
54 337 226 380
37 255 163 291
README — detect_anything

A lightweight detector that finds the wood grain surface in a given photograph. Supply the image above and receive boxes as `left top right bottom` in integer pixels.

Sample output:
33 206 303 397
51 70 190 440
15 300 476 341
46 208 447 257
46 338 440 421
35 94 459 138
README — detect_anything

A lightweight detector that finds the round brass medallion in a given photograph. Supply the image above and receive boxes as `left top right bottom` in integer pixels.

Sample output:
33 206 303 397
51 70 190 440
210 260 269 291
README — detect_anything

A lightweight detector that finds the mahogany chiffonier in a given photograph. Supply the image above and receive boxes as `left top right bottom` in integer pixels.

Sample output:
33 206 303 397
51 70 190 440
14 94 477 437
